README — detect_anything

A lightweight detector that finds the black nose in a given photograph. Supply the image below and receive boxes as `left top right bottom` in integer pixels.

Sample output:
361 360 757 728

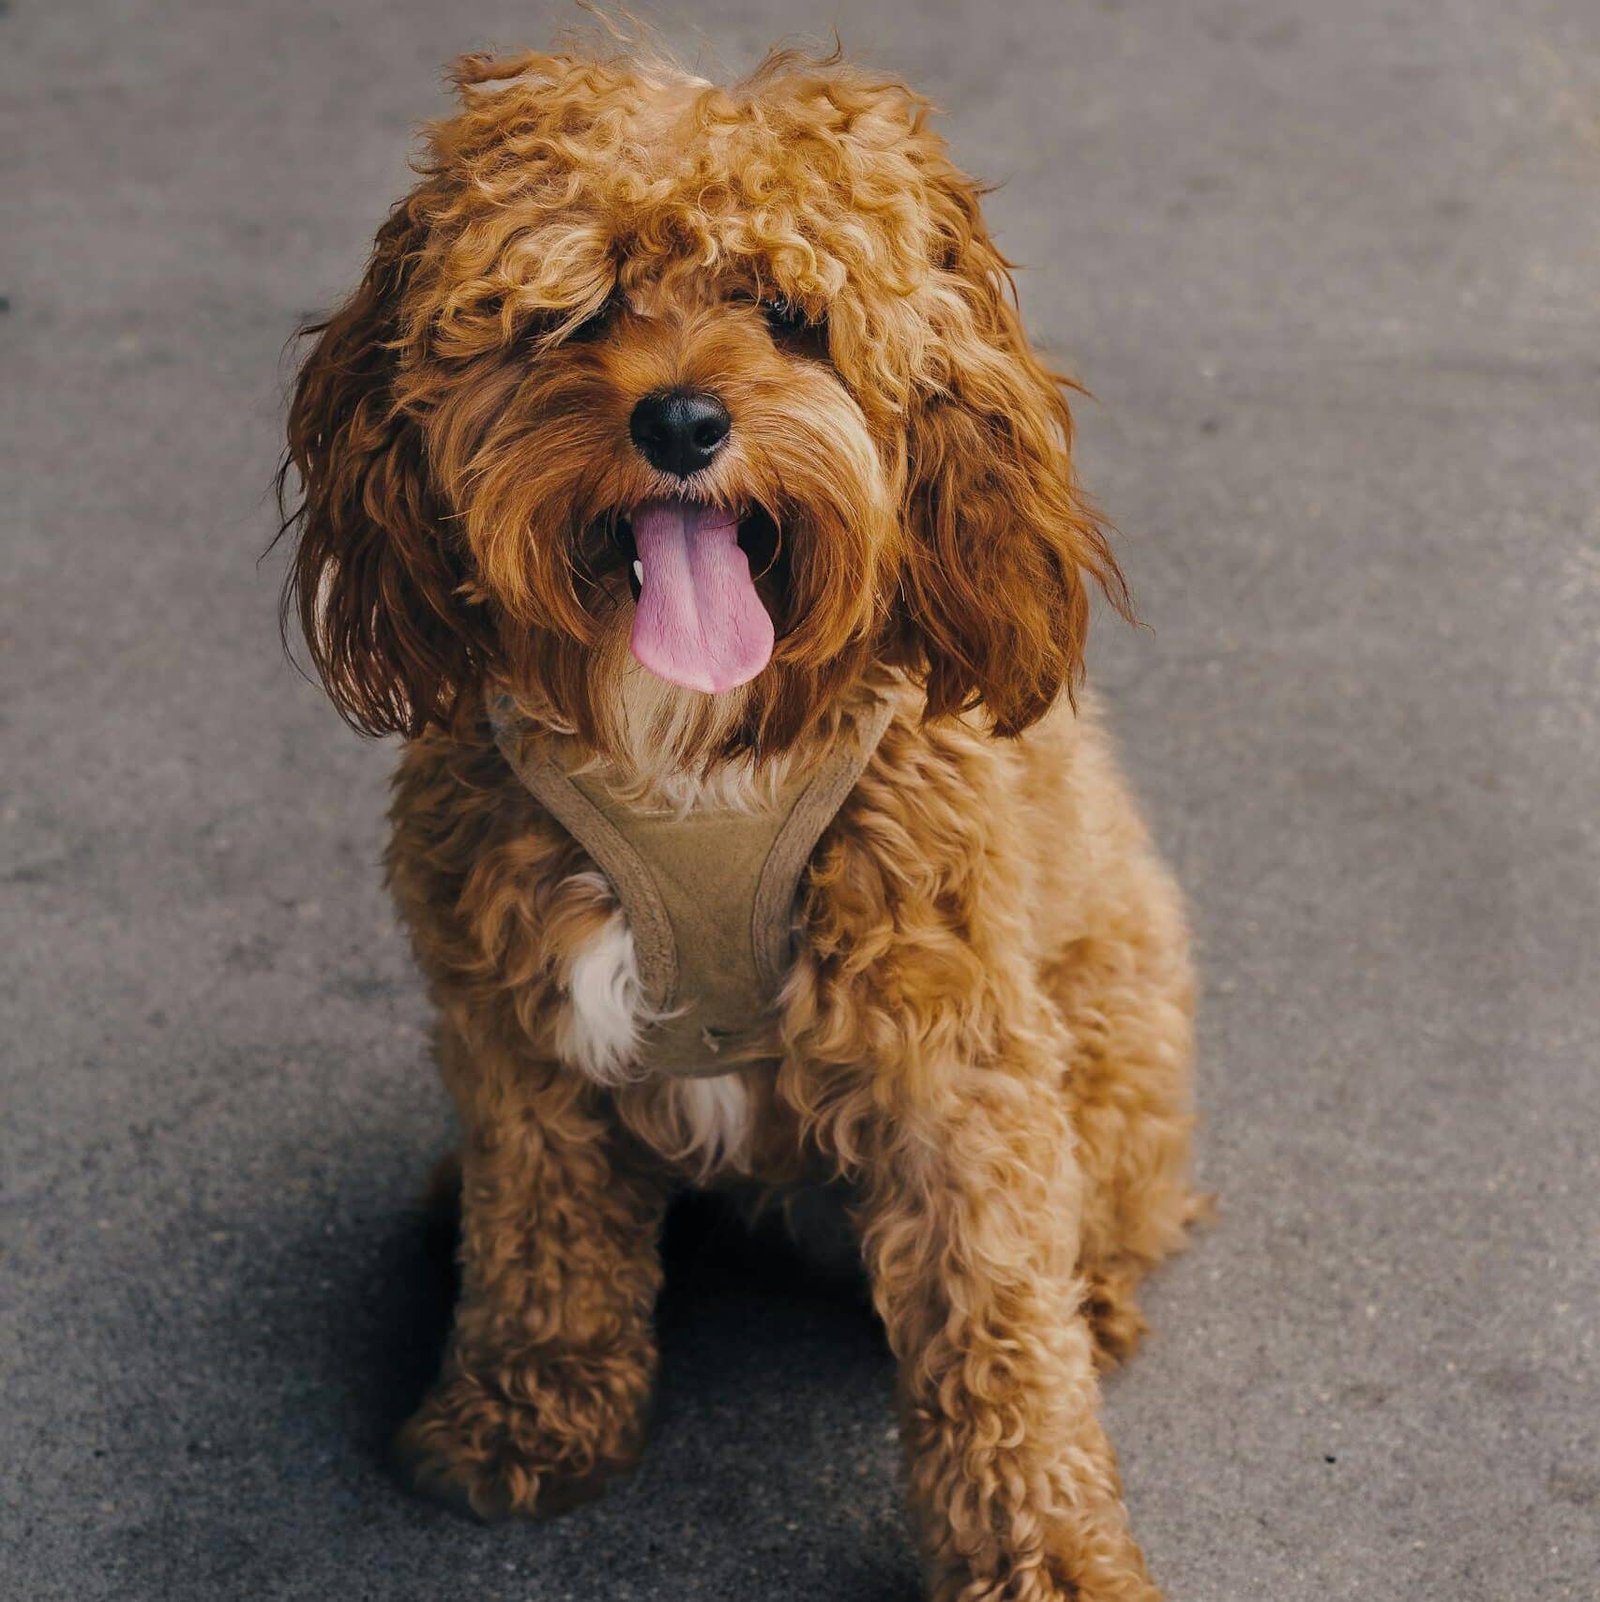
629 389 731 477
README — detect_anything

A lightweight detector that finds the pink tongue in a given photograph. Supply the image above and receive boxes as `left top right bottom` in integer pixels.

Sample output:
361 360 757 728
628 501 775 693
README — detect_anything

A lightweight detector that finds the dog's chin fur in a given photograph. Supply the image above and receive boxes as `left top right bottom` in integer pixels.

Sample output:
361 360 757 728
282 35 1197 1601
574 626 787 813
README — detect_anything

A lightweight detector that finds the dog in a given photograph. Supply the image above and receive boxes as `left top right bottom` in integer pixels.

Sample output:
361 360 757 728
279 39 1199 1602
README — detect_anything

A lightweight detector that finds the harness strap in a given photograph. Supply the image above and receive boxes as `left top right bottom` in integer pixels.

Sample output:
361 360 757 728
749 694 896 992
486 705 681 1009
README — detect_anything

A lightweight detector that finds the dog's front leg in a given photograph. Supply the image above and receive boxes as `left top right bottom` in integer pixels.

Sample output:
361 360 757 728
835 1031 1160 1601
396 1026 667 1521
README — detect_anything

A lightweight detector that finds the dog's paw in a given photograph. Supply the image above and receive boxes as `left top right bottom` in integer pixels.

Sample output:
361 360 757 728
935 1573 1161 1602
393 1366 648 1523
933 1548 1164 1602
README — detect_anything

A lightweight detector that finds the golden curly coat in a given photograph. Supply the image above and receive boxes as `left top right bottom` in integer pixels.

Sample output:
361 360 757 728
279 40 1200 1602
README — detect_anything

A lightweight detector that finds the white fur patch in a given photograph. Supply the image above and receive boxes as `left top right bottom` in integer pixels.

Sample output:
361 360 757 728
554 903 648 1085
660 1075 755 1179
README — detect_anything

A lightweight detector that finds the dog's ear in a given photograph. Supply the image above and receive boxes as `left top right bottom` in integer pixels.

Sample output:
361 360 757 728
278 196 495 738
896 163 1130 736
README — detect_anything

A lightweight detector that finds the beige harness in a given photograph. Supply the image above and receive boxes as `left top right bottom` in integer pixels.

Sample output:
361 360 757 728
488 692 895 1078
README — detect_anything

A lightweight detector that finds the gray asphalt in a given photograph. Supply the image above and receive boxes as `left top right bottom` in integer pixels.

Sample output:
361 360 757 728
4 2 1598 1599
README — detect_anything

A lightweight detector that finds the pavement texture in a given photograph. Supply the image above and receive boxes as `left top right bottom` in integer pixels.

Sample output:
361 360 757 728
4 1 1599 1598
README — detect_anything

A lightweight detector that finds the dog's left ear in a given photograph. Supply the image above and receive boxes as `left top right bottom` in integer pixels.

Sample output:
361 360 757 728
896 163 1130 736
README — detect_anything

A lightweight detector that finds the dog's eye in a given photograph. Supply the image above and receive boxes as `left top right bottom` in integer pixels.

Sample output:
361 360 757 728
761 295 812 334
565 297 615 343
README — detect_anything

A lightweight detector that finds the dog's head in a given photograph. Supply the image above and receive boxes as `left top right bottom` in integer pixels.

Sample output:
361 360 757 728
280 45 1126 764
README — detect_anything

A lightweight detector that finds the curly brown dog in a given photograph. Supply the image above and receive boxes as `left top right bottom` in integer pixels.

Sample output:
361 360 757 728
279 40 1199 1602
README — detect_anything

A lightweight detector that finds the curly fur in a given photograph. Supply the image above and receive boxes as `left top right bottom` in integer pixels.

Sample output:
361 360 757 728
279 36 1197 1601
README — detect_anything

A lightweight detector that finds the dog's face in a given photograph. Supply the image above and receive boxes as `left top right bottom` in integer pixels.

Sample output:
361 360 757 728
282 47 1125 762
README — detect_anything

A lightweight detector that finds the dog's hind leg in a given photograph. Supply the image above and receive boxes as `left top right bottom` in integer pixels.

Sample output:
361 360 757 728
1043 854 1202 1368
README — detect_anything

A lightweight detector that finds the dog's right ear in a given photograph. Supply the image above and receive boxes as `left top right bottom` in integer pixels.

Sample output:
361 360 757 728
278 196 495 738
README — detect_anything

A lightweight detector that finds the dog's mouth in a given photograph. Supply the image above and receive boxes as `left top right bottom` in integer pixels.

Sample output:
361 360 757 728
609 499 781 694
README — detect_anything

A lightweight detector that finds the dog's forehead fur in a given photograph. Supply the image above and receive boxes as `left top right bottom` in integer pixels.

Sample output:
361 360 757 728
406 49 972 409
